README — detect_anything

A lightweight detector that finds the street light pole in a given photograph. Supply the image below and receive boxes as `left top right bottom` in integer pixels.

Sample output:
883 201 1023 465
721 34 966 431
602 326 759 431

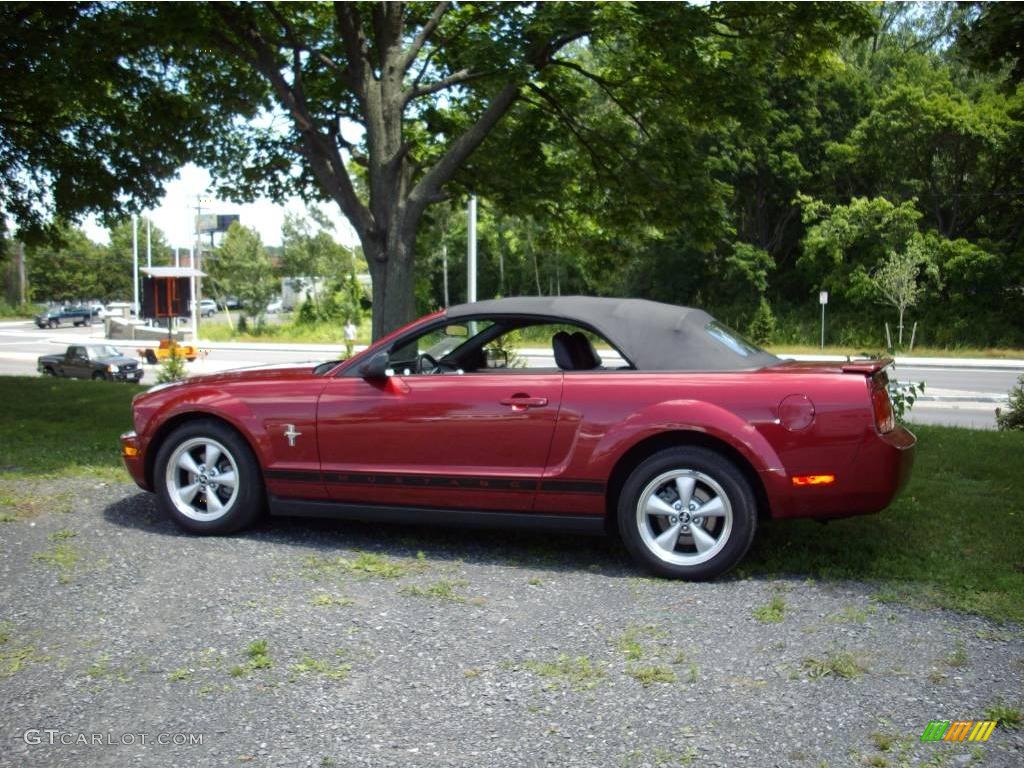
467 195 477 304
132 215 139 316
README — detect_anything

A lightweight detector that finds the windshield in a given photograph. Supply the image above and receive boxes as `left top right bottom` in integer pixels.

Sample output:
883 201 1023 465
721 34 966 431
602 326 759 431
88 345 122 358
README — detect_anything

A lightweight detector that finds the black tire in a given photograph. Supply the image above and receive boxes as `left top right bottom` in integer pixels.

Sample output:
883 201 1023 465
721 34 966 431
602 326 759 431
48 319 57 329
42 366 55 376
91 371 106 381
154 419 264 535
617 447 757 581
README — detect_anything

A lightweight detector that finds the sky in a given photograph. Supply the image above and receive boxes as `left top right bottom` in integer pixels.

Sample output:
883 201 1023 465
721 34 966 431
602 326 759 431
81 164 359 250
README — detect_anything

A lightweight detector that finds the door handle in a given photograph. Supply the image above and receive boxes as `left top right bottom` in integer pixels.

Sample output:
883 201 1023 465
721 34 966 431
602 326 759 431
500 395 548 410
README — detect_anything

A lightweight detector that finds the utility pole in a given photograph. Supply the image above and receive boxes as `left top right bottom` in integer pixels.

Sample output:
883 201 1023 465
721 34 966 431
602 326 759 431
191 195 205 339
146 217 152 269
132 215 139 316
16 240 26 305
467 195 477 304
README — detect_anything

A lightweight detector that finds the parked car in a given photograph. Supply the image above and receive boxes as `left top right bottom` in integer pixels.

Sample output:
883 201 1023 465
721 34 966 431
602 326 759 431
185 299 217 318
39 344 143 382
137 338 198 365
34 306 93 328
120 297 916 580
265 299 284 314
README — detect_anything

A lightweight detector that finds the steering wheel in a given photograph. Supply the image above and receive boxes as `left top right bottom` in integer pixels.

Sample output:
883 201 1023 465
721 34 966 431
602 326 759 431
416 353 442 374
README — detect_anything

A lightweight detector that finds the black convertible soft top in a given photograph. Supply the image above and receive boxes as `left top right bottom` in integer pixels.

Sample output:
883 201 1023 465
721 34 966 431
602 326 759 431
445 296 779 371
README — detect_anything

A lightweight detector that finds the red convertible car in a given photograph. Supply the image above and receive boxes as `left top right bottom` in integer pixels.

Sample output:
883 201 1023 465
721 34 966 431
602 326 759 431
121 297 915 579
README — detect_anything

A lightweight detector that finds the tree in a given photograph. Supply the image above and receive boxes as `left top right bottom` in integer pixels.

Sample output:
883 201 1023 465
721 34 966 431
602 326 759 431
0 3 222 240
280 207 354 313
870 236 938 345
127 2 871 339
206 223 277 322
25 224 106 303
957 2 1024 86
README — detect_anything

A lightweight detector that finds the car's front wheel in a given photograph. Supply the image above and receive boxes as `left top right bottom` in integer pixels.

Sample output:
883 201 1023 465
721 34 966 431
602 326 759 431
154 420 264 534
617 447 757 580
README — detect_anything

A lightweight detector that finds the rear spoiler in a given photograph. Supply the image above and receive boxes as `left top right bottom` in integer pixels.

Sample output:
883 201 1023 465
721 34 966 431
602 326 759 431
840 357 893 376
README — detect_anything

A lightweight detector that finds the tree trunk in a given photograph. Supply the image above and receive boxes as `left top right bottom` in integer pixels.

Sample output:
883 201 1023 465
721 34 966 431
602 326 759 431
363 227 419 342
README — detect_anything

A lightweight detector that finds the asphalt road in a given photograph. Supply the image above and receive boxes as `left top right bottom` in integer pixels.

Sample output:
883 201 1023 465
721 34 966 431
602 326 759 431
1 319 1020 429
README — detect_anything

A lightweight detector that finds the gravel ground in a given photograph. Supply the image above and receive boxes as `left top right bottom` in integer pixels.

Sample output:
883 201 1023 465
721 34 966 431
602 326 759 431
1 478 1022 768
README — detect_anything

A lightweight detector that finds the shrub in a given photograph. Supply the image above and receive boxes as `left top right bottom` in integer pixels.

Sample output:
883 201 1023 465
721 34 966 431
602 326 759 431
156 345 187 383
996 374 1024 431
747 297 776 346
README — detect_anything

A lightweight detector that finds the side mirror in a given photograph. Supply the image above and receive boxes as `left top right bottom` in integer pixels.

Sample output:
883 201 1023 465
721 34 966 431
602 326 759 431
359 350 392 380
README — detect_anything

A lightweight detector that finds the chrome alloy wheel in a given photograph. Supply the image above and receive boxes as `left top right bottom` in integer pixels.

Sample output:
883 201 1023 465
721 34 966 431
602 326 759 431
635 469 733 567
164 437 240 522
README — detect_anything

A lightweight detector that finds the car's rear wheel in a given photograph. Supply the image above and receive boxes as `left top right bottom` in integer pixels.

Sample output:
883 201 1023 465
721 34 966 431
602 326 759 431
154 420 263 534
617 447 757 580
91 371 106 381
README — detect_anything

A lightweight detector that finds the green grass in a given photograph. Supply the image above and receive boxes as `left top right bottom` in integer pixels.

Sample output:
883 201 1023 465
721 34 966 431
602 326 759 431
399 579 469 602
230 639 272 677
32 541 81 583
521 655 606 690
627 665 677 687
299 551 420 580
802 650 867 680
985 703 1022 730
743 425 1024 624
0 376 142 479
289 654 350 681
752 594 787 624
199 316 371 346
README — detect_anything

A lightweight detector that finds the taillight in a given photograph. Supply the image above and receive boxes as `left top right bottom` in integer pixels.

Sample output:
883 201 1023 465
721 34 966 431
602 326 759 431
870 374 895 433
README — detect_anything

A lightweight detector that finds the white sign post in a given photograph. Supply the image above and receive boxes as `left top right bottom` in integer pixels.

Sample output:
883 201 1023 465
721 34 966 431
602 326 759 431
819 290 828 349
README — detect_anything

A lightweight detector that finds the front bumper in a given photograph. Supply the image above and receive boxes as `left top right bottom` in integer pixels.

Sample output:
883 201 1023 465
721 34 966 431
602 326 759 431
109 369 144 382
120 431 150 491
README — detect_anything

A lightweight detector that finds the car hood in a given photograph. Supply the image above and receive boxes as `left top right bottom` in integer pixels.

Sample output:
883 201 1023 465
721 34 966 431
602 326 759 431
97 355 140 366
171 362 327 387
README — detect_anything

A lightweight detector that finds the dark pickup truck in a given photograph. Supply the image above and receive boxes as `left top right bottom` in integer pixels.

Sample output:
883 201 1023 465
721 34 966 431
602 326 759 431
38 344 144 382
35 306 93 328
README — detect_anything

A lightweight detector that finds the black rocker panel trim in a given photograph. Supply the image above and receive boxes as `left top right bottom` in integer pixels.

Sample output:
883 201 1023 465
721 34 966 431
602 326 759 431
264 468 604 495
267 495 607 535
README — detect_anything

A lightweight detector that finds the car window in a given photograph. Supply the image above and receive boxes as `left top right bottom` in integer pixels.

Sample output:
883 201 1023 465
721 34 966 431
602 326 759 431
479 323 626 371
388 322 494 375
704 321 764 358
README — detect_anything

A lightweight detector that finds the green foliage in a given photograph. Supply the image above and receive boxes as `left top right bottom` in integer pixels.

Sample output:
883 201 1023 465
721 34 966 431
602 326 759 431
206 223 277 322
24 218 172 303
0 4 223 239
281 207 355 316
995 374 1024 432
888 379 926 423
155 345 188 384
747 297 777 346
